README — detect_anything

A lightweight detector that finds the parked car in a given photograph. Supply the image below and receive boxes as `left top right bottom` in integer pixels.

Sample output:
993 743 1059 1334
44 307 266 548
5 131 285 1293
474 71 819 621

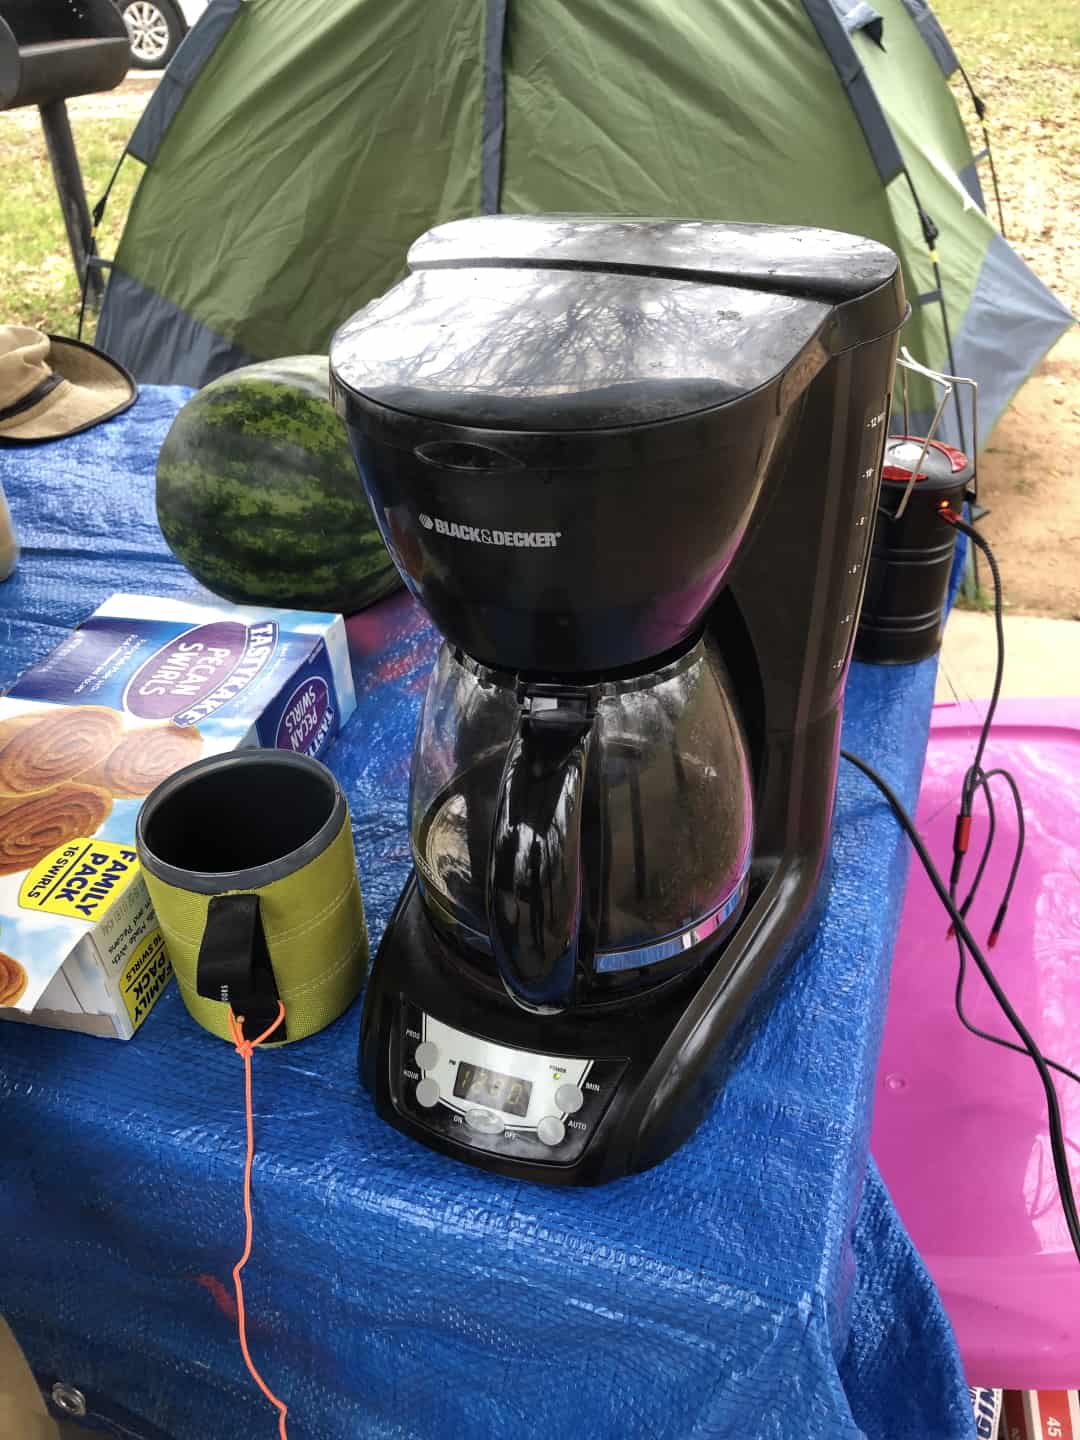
114 0 207 70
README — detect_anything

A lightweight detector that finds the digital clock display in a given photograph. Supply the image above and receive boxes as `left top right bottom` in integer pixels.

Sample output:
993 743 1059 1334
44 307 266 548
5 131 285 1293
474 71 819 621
453 1061 532 1118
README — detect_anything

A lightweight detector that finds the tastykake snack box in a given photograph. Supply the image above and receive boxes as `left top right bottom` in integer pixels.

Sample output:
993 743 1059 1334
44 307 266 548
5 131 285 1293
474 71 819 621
0 593 356 1038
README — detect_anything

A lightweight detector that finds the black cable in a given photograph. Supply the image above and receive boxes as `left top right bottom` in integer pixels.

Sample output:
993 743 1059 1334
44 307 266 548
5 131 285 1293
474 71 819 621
951 937 1080 1087
954 771 995 925
934 511 1051 1081
947 771 1076 1083
950 768 1024 941
948 515 1004 795
935 512 1003 892
981 767 1025 936
840 748 1080 1264
940 512 1023 933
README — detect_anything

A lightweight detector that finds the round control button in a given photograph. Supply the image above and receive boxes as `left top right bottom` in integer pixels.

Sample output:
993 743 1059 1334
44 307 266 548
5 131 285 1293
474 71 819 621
536 1115 566 1147
415 1077 440 1109
414 1041 439 1071
465 1108 503 1134
554 1083 584 1115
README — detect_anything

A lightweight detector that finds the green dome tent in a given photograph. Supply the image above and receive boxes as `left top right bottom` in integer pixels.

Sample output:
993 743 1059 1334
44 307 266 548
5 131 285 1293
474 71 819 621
96 0 1072 444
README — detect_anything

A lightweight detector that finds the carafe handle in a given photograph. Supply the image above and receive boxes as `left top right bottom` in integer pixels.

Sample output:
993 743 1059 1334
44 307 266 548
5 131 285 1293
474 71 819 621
487 689 594 1013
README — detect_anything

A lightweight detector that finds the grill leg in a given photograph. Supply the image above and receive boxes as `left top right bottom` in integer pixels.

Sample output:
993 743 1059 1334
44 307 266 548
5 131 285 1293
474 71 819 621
38 99 104 312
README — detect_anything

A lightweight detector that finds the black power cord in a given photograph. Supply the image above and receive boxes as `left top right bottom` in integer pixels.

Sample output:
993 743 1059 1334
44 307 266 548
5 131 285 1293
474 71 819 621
841 499 1080 1260
840 748 1080 1265
952 769 995 933
948 776 1080 1085
935 512 1047 1045
934 513 1080 1093
947 513 1004 818
842 507 1079 1260
975 767 1024 951
937 509 1010 910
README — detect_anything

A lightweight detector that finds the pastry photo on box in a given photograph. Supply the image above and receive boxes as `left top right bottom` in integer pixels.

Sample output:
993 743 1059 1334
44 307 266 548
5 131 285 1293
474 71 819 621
0 593 356 1038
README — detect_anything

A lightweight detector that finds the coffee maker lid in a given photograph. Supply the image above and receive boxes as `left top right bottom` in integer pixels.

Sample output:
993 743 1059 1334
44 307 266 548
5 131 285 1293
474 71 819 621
331 216 902 433
407 215 900 302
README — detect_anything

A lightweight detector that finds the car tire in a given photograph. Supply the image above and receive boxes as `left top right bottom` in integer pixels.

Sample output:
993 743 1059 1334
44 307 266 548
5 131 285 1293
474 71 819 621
120 0 186 70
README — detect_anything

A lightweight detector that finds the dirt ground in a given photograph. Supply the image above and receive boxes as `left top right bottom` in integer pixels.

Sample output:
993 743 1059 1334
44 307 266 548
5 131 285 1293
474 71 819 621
2 74 158 132
963 49 1079 619
980 330 1080 618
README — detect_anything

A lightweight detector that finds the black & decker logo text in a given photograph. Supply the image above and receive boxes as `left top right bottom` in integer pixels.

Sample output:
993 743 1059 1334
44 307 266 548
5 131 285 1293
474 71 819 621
419 514 561 548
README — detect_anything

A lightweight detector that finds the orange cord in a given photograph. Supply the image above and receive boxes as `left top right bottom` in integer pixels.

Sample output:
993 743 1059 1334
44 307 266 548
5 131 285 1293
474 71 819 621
227 1002 290 1440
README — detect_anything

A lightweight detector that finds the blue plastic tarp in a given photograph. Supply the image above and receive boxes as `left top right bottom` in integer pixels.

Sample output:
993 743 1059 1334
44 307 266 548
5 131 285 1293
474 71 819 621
0 389 973 1440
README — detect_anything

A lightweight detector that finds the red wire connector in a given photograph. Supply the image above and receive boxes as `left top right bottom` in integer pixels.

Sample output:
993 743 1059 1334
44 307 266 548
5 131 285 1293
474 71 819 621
948 810 972 898
938 502 963 525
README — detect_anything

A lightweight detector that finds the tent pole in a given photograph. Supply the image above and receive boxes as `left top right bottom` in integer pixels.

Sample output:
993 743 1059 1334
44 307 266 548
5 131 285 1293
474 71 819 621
901 168 966 452
954 61 1007 237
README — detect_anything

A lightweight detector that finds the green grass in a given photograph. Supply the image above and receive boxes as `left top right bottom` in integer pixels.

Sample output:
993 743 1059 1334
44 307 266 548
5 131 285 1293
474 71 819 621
936 0 1080 73
0 105 140 339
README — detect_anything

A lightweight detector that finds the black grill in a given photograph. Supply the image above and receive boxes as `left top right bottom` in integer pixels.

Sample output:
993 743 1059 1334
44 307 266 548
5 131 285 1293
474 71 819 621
1 0 131 306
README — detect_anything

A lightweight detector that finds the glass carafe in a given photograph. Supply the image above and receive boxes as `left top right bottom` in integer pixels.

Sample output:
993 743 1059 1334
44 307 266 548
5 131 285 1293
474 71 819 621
410 638 753 1011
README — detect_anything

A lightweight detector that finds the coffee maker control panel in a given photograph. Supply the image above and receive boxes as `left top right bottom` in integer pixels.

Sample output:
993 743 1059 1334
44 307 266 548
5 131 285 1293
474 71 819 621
393 1003 626 1164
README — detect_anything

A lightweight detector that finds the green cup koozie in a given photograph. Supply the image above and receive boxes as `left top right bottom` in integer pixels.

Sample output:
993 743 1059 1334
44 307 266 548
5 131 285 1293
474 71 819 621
136 750 367 1044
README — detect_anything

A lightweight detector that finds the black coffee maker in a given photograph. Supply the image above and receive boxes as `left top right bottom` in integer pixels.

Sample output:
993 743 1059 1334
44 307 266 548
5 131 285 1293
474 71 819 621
330 216 906 1184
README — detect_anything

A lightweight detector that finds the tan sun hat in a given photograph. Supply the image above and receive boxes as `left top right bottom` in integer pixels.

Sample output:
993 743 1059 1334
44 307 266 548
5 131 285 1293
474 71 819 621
0 325 136 444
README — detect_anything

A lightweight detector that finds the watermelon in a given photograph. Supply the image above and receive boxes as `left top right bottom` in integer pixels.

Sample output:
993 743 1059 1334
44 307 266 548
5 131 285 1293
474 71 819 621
155 355 401 615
